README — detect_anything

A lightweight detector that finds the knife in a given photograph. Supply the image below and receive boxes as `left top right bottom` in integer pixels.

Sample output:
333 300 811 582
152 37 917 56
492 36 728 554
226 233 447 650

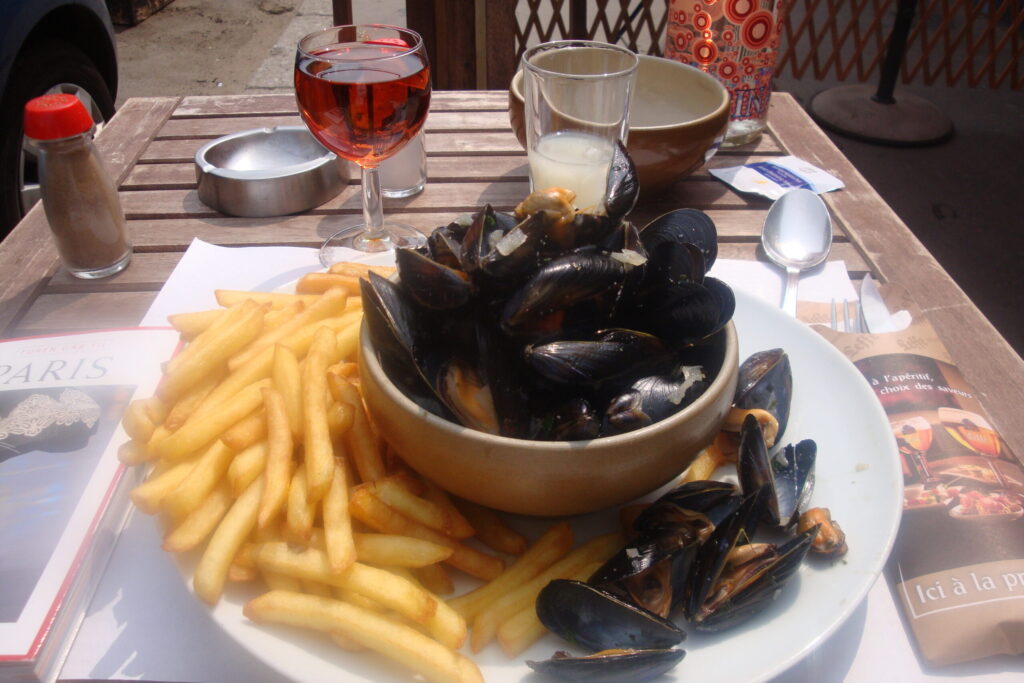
859 274 912 333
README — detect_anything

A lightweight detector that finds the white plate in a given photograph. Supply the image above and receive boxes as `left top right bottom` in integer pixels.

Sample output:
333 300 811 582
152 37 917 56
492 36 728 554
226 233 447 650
173 289 903 683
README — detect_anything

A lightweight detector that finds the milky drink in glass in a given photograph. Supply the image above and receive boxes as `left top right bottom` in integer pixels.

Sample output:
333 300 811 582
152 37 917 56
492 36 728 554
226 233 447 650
522 41 637 210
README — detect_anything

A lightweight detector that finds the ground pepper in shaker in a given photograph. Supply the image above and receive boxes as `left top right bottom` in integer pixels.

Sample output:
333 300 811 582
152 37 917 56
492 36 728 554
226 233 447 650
23 93 131 279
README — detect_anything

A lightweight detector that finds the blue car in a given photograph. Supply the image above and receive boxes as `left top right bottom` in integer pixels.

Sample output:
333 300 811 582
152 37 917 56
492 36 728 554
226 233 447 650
0 0 118 237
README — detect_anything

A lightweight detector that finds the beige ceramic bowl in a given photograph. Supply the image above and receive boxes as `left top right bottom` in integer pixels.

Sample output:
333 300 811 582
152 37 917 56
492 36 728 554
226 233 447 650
359 323 739 517
510 54 730 195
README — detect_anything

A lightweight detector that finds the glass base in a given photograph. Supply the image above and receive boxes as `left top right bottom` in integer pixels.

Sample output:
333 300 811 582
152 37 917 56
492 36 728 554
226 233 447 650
67 251 131 279
319 221 426 266
721 119 766 148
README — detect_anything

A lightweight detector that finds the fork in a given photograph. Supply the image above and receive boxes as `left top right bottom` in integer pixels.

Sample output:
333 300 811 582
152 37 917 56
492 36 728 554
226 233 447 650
829 299 860 333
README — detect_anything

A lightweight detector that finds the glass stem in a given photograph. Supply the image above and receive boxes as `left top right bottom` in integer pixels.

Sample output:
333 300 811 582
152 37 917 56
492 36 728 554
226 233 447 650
361 165 385 240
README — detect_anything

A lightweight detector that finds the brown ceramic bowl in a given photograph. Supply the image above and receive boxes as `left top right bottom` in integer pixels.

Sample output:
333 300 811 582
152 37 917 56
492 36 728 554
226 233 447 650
359 322 739 517
510 54 730 195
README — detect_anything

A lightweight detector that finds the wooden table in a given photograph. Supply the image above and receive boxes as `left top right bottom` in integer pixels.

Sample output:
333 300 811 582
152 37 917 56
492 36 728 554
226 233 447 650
1 91 1022 457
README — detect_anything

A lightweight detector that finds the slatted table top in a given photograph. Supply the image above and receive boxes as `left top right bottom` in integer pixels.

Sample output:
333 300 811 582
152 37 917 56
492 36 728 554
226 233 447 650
1 91 1021 453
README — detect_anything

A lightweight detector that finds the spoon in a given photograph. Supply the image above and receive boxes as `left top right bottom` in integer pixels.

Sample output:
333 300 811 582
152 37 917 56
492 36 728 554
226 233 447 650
761 188 833 316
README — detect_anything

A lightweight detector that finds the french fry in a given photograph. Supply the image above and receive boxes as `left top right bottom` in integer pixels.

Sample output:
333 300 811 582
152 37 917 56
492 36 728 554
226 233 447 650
258 388 293 530
322 464 356 573
163 482 233 552
220 408 267 451
254 544 436 626
227 442 268 496
357 478 470 538
158 302 264 401
495 560 605 658
326 401 355 439
263 300 304 330
353 533 453 567
214 289 323 309
193 476 264 605
163 370 224 432
680 435 730 484
262 569 302 592
272 344 303 440
420 481 476 540
327 373 386 482
228 287 348 371
164 301 253 375
167 308 224 339
141 396 169 425
130 458 197 514
451 497 528 554
469 531 623 652
414 563 455 596
162 440 235 520
122 399 156 442
349 486 504 581
244 591 483 683
286 464 316 542
330 631 369 652
155 379 270 461
302 578 332 598
334 319 362 362
328 262 396 280
296 272 362 296
448 521 573 621
118 439 154 465
303 338 335 503
327 374 387 485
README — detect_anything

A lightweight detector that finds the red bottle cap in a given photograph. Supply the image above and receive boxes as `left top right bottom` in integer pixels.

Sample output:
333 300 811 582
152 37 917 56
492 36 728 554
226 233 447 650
24 94 94 140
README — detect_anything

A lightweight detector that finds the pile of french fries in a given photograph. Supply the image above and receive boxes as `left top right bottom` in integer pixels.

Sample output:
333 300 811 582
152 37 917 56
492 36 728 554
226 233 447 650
118 262 623 683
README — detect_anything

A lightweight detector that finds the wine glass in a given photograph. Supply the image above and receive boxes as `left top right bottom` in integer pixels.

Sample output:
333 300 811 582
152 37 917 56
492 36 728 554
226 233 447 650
295 25 430 262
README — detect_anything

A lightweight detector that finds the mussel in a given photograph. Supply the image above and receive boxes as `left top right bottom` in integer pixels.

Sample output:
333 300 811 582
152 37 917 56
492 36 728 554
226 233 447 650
685 488 818 631
535 580 685 652
734 348 793 441
737 413 816 529
526 647 685 682
363 145 736 440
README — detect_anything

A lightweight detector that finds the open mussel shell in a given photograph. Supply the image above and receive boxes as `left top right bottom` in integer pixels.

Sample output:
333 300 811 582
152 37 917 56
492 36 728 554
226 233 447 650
685 487 818 632
738 413 816 528
734 348 792 442
527 647 686 682
602 362 707 435
535 580 685 653
690 526 818 632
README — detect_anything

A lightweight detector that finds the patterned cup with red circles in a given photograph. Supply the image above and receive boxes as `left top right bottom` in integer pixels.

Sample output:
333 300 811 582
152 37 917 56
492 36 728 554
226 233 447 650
664 0 788 147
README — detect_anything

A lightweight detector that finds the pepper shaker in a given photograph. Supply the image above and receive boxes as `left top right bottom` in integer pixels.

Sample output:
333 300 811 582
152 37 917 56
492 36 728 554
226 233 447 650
24 94 131 279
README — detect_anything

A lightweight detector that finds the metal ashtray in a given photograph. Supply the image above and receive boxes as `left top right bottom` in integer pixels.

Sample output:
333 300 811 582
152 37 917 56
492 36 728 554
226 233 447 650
195 126 348 217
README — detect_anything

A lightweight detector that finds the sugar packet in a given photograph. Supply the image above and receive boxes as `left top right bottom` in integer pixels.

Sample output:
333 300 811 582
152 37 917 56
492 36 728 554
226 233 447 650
709 155 844 200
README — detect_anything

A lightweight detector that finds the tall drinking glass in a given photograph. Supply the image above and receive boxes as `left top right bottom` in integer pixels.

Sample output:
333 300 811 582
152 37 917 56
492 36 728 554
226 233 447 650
522 41 638 211
295 25 431 262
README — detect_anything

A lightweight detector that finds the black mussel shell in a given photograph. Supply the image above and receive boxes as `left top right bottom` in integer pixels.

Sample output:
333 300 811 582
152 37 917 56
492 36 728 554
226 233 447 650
526 648 686 682
426 226 463 269
603 140 639 222
501 251 628 334
689 526 818 632
549 397 601 440
524 329 666 385
737 414 781 525
602 362 707 435
634 481 742 534
640 208 718 271
772 439 817 529
459 204 502 274
395 247 471 310
734 348 792 442
536 580 685 653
